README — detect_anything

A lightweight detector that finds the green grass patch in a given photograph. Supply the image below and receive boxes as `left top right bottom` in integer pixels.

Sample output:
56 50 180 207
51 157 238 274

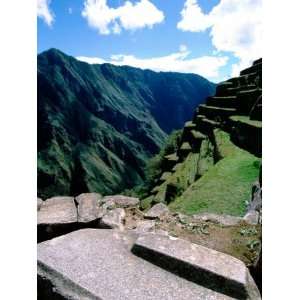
169 130 261 216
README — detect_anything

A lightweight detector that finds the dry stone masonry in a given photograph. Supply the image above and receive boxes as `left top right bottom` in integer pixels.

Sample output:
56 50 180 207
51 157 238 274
37 192 261 299
142 58 262 216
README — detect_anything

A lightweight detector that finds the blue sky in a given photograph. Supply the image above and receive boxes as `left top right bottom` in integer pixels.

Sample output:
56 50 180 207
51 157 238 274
38 0 262 83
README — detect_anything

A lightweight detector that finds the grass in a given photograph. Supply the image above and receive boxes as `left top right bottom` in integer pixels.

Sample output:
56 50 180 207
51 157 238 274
169 129 261 216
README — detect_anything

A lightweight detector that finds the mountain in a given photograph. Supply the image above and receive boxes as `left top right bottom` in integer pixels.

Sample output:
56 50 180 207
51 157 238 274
38 48 216 199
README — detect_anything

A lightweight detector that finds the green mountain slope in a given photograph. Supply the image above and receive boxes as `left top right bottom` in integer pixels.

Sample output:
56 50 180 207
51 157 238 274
38 49 216 199
141 59 262 217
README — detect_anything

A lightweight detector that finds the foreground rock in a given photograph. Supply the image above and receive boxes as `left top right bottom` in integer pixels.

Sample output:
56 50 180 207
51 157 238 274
37 196 78 242
132 233 261 300
75 193 102 223
38 229 234 300
101 195 140 208
133 220 156 234
193 213 243 226
144 203 169 219
100 208 126 230
38 196 77 225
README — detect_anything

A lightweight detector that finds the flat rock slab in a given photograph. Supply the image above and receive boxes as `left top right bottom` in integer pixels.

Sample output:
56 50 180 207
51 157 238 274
75 193 102 223
144 203 169 219
101 195 140 208
38 229 234 300
193 213 243 226
132 233 261 300
38 196 77 225
133 220 156 234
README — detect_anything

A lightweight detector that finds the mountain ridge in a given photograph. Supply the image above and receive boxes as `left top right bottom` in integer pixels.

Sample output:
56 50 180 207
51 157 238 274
38 48 216 198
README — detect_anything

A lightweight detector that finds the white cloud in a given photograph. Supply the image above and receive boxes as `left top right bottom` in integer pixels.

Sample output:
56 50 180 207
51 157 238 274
76 56 107 64
177 0 212 32
179 44 188 53
68 7 73 15
76 46 228 81
37 0 54 26
82 0 164 35
177 0 262 76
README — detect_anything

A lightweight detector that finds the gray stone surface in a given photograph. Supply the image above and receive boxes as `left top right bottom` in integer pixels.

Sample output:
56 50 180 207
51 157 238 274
37 197 43 211
38 196 77 225
75 193 102 223
144 203 169 219
101 195 140 208
38 229 235 300
133 220 156 233
193 213 243 226
132 233 261 300
243 211 259 225
100 208 126 230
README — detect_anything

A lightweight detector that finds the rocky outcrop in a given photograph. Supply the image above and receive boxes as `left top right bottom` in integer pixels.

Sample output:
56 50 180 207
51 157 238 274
37 193 140 242
144 203 169 219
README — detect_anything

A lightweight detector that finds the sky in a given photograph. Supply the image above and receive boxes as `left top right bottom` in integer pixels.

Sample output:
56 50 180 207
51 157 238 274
37 0 262 83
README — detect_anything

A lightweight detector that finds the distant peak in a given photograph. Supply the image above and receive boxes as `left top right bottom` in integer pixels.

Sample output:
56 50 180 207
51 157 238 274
39 48 67 58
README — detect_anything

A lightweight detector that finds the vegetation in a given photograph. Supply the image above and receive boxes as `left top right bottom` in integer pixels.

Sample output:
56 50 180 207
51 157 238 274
38 49 215 199
169 129 261 216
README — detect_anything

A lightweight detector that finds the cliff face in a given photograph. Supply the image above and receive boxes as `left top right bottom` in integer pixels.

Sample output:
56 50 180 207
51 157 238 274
38 49 216 199
142 59 262 217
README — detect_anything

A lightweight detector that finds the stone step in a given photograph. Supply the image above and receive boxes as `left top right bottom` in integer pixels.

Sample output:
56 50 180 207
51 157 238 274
229 116 262 157
253 58 262 65
240 63 262 76
181 121 197 142
132 233 261 300
198 104 237 119
236 89 262 115
227 84 257 95
190 130 206 140
164 153 179 161
249 95 262 121
190 130 206 151
178 142 192 160
196 116 221 134
171 163 181 172
150 185 160 195
162 153 179 171
206 96 237 108
215 81 234 96
184 120 197 129
159 171 172 183
38 229 234 300
239 73 261 87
